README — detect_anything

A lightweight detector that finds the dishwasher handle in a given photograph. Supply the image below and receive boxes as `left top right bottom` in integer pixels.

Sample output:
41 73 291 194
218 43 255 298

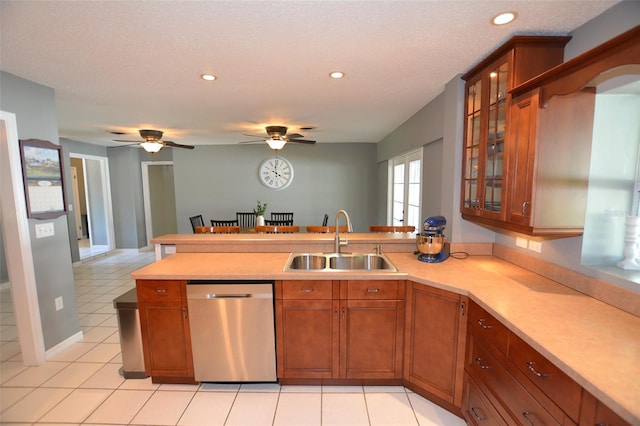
206 293 252 299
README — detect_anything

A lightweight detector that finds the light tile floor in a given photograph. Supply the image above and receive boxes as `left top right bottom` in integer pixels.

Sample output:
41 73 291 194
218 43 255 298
0 249 466 425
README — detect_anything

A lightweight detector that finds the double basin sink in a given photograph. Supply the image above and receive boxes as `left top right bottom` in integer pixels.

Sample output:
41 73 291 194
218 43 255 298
285 252 398 272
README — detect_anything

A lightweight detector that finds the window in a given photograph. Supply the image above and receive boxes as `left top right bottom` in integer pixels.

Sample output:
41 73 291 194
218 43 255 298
389 149 422 230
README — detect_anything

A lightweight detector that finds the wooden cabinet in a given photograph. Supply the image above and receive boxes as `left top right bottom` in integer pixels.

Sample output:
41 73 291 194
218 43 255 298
506 87 595 235
461 36 569 226
136 280 195 383
462 301 631 426
404 282 468 409
276 279 404 381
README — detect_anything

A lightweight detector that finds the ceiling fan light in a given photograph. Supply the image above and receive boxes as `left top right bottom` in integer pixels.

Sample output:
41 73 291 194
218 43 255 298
141 141 163 153
266 139 287 150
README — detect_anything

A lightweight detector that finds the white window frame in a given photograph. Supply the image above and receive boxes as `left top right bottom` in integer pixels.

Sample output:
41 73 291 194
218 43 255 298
388 148 422 230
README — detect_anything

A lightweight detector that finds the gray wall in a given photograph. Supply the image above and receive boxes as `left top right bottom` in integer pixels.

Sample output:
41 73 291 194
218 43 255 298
173 143 378 233
149 164 177 238
0 71 80 350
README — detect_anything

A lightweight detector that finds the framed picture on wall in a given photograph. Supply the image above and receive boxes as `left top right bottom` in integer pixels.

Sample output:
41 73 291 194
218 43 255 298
19 139 68 219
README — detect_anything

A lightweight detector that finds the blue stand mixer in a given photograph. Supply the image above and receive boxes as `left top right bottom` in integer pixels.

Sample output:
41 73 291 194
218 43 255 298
416 216 450 263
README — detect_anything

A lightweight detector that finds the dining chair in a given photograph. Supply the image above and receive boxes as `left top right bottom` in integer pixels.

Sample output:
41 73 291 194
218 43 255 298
369 225 415 233
211 219 239 226
306 225 348 233
270 212 294 225
255 225 300 233
189 215 205 233
236 212 256 231
322 214 329 226
195 226 240 234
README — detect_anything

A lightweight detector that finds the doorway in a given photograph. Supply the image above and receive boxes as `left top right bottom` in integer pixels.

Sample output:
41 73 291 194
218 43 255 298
141 161 177 247
69 154 115 259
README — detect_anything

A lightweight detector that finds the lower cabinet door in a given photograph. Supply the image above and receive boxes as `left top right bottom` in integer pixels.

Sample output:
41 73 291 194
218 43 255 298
342 299 404 379
404 283 467 405
139 301 193 379
276 299 339 379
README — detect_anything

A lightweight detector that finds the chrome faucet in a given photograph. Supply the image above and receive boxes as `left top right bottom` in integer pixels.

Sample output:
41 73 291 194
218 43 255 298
334 209 353 253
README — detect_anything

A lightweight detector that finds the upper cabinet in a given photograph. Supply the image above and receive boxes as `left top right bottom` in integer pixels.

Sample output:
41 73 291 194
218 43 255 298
460 27 640 236
461 36 570 227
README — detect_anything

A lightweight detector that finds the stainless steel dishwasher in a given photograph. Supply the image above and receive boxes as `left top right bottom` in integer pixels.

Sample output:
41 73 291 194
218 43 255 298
186 280 276 382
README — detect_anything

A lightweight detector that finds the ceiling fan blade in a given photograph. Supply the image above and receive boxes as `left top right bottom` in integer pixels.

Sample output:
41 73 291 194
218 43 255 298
113 139 142 143
289 139 316 144
287 133 304 139
239 139 265 144
243 133 266 138
163 141 195 150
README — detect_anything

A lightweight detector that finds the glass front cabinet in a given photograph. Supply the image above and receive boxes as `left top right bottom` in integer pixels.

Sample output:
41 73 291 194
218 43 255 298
460 36 570 230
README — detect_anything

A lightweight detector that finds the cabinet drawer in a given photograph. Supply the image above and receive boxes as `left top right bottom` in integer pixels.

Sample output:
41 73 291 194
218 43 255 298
463 372 509 426
281 280 334 300
137 280 183 301
468 302 510 355
346 280 401 300
468 336 562 426
509 333 582 422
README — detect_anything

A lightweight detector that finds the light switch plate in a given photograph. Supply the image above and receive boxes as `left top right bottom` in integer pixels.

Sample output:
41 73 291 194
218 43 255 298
35 223 55 238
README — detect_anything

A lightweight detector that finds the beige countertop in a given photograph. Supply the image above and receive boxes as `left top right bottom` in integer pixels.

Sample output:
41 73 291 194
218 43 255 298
131 251 639 423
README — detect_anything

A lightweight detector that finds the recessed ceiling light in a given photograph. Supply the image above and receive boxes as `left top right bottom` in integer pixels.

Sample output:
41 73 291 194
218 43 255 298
329 71 345 79
492 12 517 26
201 74 217 81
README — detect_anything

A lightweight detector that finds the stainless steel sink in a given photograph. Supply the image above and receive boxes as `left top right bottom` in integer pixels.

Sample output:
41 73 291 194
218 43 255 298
286 254 327 270
285 252 397 272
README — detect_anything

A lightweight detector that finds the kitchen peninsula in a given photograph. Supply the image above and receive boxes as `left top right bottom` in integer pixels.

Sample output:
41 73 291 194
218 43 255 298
133 233 639 425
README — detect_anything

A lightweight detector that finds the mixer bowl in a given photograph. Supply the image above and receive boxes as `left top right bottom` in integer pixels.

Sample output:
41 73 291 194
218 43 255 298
416 234 444 255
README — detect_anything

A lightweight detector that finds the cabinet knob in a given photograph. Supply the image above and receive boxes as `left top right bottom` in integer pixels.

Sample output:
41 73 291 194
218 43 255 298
155 288 168 294
521 201 529 217
300 288 314 293
366 288 380 293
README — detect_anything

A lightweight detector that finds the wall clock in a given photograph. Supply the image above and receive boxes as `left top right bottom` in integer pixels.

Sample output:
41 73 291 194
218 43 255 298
258 156 294 190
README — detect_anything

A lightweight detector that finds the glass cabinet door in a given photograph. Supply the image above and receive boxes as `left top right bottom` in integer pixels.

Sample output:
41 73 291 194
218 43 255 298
463 79 482 210
484 62 507 213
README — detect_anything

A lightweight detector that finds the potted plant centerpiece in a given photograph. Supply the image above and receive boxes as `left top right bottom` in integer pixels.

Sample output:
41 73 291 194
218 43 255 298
254 200 267 226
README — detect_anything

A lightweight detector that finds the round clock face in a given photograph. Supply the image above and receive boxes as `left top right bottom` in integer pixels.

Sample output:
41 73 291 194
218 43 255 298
259 156 294 190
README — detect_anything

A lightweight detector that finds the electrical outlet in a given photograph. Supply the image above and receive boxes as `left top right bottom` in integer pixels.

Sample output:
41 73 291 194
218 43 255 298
516 237 528 249
165 246 176 254
55 297 63 311
529 240 542 253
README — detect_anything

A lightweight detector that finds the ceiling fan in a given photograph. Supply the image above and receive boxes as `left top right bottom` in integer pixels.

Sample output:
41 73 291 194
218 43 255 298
113 129 195 153
240 125 316 150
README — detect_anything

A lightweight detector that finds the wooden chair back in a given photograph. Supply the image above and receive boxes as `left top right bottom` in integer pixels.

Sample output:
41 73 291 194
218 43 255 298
270 212 294 225
195 226 240 234
189 215 205 233
369 225 416 233
236 212 256 230
211 219 239 226
255 225 300 233
306 225 348 233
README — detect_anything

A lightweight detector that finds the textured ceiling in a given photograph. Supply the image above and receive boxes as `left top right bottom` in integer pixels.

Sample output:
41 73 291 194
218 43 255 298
0 0 620 149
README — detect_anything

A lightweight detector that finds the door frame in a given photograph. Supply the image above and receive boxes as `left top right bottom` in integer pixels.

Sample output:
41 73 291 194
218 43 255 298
0 111 46 365
389 148 423 229
141 161 174 247
69 153 115 252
